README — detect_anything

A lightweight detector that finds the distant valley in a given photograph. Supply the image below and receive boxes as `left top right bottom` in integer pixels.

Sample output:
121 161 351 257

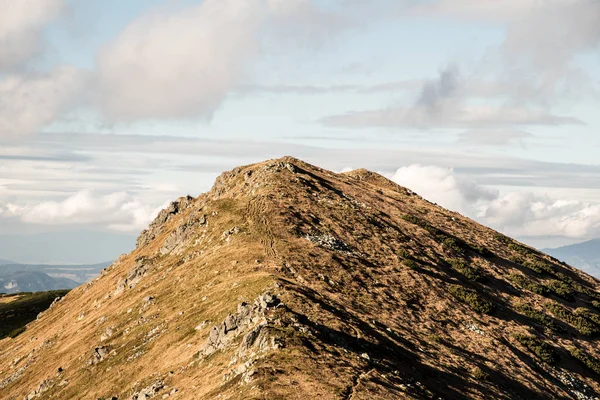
0 261 111 294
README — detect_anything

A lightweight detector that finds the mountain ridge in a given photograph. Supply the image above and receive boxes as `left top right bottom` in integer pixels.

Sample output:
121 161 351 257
544 239 600 279
1 156 599 399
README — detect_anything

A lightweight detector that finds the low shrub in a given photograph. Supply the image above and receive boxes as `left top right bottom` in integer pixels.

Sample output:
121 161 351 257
514 303 564 332
508 273 549 296
569 347 600 375
522 259 555 275
574 308 600 326
449 259 484 282
402 259 418 270
493 232 511 244
545 280 575 302
513 334 559 364
471 367 490 381
546 302 599 336
448 284 494 314
397 248 410 259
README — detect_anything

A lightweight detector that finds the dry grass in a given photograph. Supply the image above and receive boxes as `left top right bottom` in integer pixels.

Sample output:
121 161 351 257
1 156 599 400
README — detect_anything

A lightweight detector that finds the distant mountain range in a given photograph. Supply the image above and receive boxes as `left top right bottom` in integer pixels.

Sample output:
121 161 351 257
0 261 111 294
543 239 600 279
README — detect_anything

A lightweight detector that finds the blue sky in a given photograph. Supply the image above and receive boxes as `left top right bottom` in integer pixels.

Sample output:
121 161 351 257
0 0 599 262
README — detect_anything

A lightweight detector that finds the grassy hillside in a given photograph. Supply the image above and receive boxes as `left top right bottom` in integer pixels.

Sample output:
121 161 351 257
0 290 70 339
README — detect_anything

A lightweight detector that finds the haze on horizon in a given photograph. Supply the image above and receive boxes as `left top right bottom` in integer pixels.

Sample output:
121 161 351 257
0 0 599 264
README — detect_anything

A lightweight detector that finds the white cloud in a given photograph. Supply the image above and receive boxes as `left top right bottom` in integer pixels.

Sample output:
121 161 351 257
1 190 167 232
408 0 544 22
389 164 600 241
0 66 88 137
390 165 497 214
96 0 338 122
0 0 64 70
321 66 584 132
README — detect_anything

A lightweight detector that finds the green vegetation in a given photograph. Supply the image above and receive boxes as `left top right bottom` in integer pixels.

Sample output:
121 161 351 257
513 334 559 364
427 333 442 343
574 308 600 326
442 237 467 255
401 214 426 227
402 259 418 270
493 232 511 244
508 273 549 296
522 259 555 275
545 302 599 336
448 284 494 314
471 367 490 381
448 259 484 282
569 347 600 375
514 303 564 332
545 280 575 302
593 300 600 310
0 290 70 339
396 248 410 259
508 243 527 255
508 254 524 264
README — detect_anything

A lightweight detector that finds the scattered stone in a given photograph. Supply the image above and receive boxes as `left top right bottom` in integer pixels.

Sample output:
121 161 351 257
100 327 115 342
88 346 111 365
305 233 351 252
25 379 54 399
129 380 164 400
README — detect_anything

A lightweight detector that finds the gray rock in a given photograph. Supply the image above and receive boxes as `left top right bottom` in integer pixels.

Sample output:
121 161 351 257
88 346 111 365
115 258 151 295
202 292 280 356
129 380 164 400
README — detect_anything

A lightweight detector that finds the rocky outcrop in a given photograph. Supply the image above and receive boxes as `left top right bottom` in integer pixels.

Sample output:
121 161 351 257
159 212 206 256
203 292 280 357
136 196 195 249
115 257 151 295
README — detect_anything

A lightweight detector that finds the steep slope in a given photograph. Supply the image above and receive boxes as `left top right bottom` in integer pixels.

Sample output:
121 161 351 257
544 240 600 279
1 157 599 400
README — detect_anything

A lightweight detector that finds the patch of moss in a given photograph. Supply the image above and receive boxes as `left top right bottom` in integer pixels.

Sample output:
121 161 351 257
402 259 418 270
569 347 600 375
513 334 559 364
448 284 494 314
449 259 484 282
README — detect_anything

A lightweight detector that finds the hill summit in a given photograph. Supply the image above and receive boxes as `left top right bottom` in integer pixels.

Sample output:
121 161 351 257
1 157 600 399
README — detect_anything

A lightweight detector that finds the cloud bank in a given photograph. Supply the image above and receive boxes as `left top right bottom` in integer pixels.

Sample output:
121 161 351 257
390 164 600 241
1 190 166 232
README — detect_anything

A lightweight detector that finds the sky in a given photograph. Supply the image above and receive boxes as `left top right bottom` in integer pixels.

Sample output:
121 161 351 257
0 0 599 262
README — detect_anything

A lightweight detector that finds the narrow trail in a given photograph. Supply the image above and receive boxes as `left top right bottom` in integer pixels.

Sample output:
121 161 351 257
247 196 277 258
